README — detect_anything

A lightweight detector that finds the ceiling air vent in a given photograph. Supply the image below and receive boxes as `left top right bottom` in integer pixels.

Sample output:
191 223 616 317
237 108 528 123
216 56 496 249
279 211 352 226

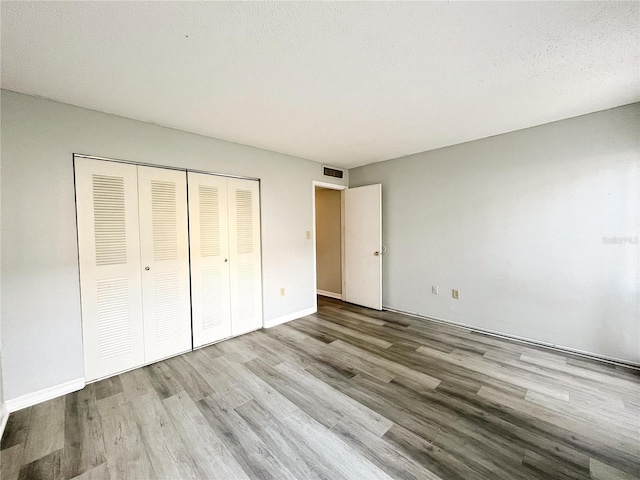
322 165 344 179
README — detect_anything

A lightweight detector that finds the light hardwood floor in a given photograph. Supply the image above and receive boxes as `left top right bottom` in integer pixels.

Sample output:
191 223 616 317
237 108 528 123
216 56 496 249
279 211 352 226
2 297 639 479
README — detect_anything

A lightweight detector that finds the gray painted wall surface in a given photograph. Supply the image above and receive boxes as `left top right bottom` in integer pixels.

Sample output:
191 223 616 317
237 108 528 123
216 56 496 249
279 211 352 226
0 90 346 401
350 103 640 363
0 128 3 408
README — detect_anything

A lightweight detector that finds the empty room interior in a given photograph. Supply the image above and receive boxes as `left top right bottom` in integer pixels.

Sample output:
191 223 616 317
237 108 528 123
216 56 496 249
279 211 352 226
1 2 639 480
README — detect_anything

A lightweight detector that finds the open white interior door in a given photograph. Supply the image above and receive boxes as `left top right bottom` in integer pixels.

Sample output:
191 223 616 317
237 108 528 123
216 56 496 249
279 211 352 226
344 184 382 310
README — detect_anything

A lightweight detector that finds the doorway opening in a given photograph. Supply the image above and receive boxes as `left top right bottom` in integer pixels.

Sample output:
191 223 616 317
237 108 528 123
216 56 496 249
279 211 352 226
312 182 346 305
312 181 383 311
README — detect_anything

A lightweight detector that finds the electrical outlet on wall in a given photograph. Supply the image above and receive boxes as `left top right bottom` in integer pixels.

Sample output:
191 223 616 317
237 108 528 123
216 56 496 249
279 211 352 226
432 286 438 295
452 289 460 299
306 230 311 240
280 287 286 297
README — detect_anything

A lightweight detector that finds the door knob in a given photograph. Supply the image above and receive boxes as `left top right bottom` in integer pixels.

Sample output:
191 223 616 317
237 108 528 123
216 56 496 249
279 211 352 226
224 259 228 262
373 251 379 256
145 266 150 271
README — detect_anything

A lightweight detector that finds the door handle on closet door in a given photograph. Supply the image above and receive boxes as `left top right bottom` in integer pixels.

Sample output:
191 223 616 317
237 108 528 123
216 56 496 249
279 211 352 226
224 259 228 262
145 266 150 271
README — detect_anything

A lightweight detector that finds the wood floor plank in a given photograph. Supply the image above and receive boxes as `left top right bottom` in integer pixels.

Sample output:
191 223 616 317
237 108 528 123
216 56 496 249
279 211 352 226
236 399 353 480
284 319 339 344
120 369 205 479
321 305 387 326
96 393 155 480
330 414 443 480
478 385 640 458
234 399 330 480
352 371 459 429
275 361 393 436
589 458 640 480
142 361 184 400
417 345 574 402
382 423 481 480
163 353 215 402
432 429 538 480
1 444 25 480
69 462 110 480
197 393 297 480
305 367 442 442
1 408 31 451
329 339 441 389
214 355 300 420
22 396 65 465
62 385 106 479
18 448 64 480
521 448 590 480
163 391 250 480
235 331 287 366
301 315 394 348
271 328 396 382
525 389 639 438
279 410 395 480
245 358 344 429
92 376 123 402
185 349 253 408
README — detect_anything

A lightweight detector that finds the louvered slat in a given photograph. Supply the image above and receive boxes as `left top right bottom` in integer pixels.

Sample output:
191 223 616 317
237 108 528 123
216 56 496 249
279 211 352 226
96 277 132 358
153 272 181 341
151 181 178 261
199 185 221 257
93 174 127 265
201 265 225 329
235 189 254 254
237 262 255 321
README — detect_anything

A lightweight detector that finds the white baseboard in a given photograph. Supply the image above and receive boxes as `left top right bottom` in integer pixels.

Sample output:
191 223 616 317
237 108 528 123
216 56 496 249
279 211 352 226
317 290 342 300
0 403 9 441
383 305 640 370
264 306 317 329
5 377 85 413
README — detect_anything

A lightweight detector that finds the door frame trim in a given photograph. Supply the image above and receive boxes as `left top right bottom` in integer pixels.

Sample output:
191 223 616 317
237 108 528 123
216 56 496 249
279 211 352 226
74 153 260 181
312 181 347 313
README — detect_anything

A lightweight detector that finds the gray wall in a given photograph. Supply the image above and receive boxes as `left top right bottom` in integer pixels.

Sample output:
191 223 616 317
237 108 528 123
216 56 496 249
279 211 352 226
0 115 4 412
315 187 342 294
350 103 640 363
0 90 347 402
0 127 3 410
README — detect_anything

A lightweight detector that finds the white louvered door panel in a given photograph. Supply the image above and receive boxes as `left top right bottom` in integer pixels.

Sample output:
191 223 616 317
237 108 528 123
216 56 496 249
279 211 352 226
228 178 263 335
188 173 231 347
74 157 145 382
138 166 192 363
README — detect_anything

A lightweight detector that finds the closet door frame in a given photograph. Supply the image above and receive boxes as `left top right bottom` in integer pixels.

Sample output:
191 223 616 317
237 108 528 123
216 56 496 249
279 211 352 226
74 154 265 382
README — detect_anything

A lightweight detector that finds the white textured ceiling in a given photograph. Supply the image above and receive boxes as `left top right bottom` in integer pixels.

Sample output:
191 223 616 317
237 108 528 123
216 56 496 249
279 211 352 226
2 2 638 168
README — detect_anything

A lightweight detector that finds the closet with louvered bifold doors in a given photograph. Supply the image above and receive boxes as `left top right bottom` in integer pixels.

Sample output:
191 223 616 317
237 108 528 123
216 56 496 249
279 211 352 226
187 172 263 348
74 156 262 382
